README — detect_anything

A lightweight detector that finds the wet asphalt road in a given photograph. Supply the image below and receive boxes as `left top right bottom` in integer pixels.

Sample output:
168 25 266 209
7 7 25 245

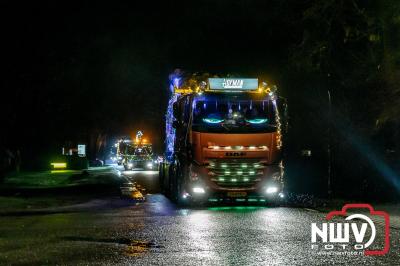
0 170 399 265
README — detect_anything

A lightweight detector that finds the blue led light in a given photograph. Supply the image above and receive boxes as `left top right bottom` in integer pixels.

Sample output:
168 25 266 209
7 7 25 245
203 118 224 124
173 78 180 87
165 93 178 161
246 118 269 124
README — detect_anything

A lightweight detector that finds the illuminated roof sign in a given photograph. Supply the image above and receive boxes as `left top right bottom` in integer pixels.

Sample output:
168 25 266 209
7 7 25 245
208 78 258 91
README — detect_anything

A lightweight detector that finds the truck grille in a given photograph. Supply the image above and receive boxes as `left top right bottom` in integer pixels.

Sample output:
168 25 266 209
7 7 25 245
206 159 265 188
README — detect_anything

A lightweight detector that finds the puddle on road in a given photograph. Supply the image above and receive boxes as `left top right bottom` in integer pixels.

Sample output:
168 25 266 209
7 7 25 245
119 181 146 203
62 236 163 257
124 240 163 257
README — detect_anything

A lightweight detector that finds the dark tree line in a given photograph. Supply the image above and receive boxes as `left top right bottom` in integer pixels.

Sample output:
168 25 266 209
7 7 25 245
283 0 400 200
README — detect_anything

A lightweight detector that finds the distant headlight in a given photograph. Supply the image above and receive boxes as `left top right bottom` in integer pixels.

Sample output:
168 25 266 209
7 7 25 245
146 162 153 168
128 163 133 168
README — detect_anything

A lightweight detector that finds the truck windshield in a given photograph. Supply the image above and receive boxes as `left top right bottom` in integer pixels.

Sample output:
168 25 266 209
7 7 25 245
120 144 152 157
192 97 277 133
133 145 152 158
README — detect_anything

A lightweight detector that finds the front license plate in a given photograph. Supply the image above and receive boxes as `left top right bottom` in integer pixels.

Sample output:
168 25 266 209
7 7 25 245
227 192 247 197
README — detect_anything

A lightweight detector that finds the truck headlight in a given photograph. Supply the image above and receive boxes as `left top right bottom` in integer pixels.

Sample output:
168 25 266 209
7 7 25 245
266 186 278 194
193 187 205 194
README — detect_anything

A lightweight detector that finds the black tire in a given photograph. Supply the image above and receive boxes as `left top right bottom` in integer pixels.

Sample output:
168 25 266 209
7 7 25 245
167 159 189 206
158 163 165 193
168 160 182 204
167 163 176 199
174 162 190 206
171 164 179 203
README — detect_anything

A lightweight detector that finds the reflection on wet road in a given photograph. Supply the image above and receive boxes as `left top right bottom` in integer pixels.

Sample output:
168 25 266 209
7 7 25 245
122 169 160 194
0 170 398 265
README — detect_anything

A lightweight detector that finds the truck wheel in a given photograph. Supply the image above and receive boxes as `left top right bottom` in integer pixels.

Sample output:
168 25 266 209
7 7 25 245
171 165 179 204
174 163 190 206
168 161 181 204
167 164 176 200
158 163 165 193
175 179 186 206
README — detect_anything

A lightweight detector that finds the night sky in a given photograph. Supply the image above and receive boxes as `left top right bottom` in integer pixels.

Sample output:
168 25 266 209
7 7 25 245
2 1 304 154
1 1 400 198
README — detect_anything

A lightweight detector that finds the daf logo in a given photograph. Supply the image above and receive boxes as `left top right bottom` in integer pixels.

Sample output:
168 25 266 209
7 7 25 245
225 152 246 157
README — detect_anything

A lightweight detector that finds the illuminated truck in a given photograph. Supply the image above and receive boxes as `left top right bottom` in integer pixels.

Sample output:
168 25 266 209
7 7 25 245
118 131 155 170
159 72 286 205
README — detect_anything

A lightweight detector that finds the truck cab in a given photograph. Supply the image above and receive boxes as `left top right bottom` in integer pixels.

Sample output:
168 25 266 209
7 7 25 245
160 75 286 205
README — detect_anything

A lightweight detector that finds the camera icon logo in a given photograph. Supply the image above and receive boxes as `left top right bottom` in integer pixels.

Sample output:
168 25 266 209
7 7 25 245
311 203 390 256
